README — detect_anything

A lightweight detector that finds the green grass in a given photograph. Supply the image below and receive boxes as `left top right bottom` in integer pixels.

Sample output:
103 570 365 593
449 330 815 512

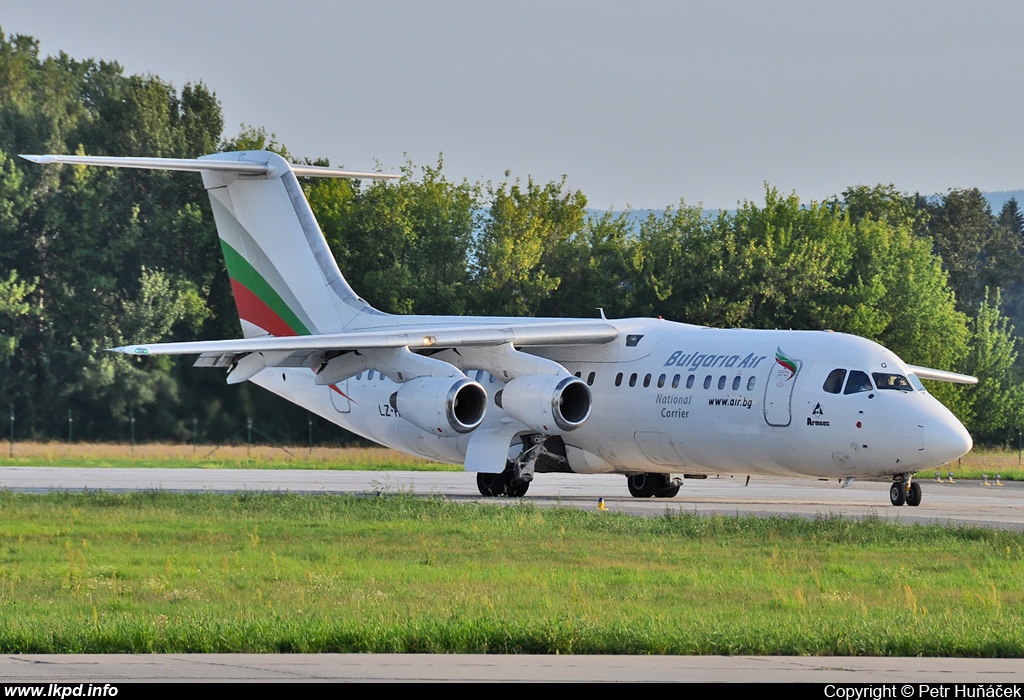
1 455 459 471
6 443 1024 481
0 490 1021 655
935 448 1024 482
2 443 456 471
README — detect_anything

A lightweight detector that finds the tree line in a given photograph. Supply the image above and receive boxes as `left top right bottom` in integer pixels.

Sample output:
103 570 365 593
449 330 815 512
1 30 1022 445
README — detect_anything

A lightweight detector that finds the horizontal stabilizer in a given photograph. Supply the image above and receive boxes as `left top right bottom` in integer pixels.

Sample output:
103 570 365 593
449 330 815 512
19 153 397 180
907 365 978 385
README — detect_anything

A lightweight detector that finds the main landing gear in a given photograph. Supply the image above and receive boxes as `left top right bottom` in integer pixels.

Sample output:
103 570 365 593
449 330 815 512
889 474 922 507
626 473 682 498
476 434 543 498
477 467 530 497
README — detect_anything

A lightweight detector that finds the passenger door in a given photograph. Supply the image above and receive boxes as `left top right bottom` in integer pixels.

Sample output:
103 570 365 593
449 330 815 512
763 349 802 427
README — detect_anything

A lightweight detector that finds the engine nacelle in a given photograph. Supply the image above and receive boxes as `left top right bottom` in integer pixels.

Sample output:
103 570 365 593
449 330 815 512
391 377 487 436
496 375 592 433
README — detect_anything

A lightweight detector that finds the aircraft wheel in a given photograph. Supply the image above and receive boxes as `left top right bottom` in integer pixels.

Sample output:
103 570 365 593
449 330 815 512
655 484 680 498
506 479 530 498
477 468 529 497
654 475 682 498
627 473 657 498
905 481 922 507
889 481 906 506
477 471 507 497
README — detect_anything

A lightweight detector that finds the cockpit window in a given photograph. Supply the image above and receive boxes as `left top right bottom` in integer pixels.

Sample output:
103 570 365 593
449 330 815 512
843 370 873 395
873 372 913 392
908 373 926 393
823 369 846 394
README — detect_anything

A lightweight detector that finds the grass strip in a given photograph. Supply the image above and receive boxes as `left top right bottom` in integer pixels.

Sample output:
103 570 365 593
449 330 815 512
3 443 1023 481
1 443 453 471
0 490 1021 655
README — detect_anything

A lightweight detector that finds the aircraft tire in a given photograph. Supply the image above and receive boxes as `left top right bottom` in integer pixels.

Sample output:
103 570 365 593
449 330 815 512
651 474 682 498
905 481 922 507
889 482 906 506
506 479 530 498
655 483 681 498
477 468 530 497
477 471 507 497
627 473 657 498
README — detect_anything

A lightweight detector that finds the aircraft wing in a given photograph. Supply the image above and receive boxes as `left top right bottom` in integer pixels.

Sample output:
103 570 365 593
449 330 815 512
111 320 619 357
907 365 978 385
111 320 618 384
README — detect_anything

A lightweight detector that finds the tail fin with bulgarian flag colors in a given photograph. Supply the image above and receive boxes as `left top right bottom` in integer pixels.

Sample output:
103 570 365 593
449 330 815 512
20 151 397 338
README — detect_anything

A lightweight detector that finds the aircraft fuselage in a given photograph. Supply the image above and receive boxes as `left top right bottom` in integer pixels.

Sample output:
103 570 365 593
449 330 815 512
251 317 971 482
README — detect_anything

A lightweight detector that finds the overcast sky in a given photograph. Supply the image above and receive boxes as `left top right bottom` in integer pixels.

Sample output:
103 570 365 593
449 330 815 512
4 1 1023 210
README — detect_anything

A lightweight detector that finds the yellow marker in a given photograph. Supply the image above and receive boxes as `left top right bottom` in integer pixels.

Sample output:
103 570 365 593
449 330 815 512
597 497 607 511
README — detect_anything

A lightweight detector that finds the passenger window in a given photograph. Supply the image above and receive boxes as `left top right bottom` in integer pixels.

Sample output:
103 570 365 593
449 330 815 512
844 370 873 395
732 376 741 391
643 374 651 388
746 376 756 391
672 374 680 389
629 373 638 387
823 369 846 394
703 376 712 390
657 374 666 388
686 375 695 389
368 370 375 380
587 371 596 386
574 371 582 378
717 376 726 390
489 374 496 384
615 372 623 387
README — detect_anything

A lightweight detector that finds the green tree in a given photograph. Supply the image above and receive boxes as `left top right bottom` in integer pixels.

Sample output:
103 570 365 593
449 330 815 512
627 202 711 321
0 270 36 360
309 157 478 315
473 174 588 316
0 30 227 439
542 210 636 319
925 189 1021 312
833 184 927 232
954 290 1024 442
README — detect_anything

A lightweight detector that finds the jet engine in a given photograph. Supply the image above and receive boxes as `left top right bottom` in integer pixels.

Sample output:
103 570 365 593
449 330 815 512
496 375 592 432
390 377 487 436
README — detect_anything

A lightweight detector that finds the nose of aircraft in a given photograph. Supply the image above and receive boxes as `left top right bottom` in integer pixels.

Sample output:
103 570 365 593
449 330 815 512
923 415 973 465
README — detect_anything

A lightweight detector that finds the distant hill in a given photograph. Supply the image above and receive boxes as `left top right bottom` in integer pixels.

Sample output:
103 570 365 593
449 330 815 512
593 191 1024 225
982 190 1024 212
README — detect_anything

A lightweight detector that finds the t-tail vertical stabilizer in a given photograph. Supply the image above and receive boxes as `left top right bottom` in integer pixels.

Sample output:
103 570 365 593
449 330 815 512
20 151 397 338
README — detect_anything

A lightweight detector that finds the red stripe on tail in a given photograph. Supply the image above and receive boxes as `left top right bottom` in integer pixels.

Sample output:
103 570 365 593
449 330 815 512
230 280 298 337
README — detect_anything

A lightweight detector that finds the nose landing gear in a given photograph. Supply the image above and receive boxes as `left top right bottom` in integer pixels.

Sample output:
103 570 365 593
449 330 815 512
889 475 922 507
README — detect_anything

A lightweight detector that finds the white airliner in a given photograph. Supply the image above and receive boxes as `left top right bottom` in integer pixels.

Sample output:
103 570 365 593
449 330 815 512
23 151 976 506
